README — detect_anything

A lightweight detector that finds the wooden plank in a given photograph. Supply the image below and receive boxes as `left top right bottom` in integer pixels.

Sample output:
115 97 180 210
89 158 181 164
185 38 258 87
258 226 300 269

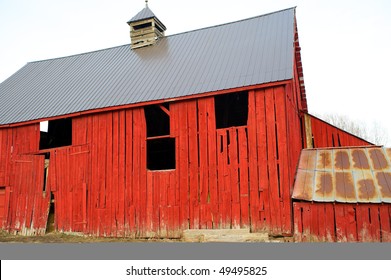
101 112 113 236
316 204 326 241
159 205 168 237
176 102 189 230
98 113 107 211
238 127 249 228
139 108 148 237
112 111 120 236
293 202 303 242
66 150 73 232
24 159 35 229
146 172 154 236
160 172 170 234
127 205 136 238
132 109 142 237
356 205 370 242
170 173 180 236
345 204 358 241
187 101 199 229
265 88 281 233
301 203 311 242
136 108 148 237
72 117 87 145
335 204 347 242
125 109 133 235
197 99 209 229
223 130 232 229
255 89 270 231
90 114 100 234
153 173 160 234
310 203 319 241
247 90 259 231
369 204 381 242
118 110 126 236
229 128 240 229
274 86 292 234
216 129 225 228
205 98 218 228
3 186 10 230
379 205 391 242
325 203 336 241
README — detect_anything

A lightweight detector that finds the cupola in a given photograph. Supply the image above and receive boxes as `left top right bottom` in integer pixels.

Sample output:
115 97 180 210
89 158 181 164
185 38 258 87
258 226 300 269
127 1 166 49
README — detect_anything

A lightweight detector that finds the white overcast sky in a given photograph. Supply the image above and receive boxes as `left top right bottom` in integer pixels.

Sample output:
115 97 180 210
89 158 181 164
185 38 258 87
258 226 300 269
1 0 390 144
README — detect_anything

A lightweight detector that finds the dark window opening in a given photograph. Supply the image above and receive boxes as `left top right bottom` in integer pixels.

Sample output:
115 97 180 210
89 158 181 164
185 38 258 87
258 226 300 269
215 91 248 128
155 24 164 33
133 22 152 30
147 138 175 170
42 157 50 193
39 118 72 150
144 104 170 137
145 103 175 170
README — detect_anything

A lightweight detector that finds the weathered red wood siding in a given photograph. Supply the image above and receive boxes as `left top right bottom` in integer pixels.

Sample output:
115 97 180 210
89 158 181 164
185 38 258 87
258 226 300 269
293 202 391 242
310 115 372 148
0 128 11 187
70 84 302 237
0 124 49 235
0 82 306 237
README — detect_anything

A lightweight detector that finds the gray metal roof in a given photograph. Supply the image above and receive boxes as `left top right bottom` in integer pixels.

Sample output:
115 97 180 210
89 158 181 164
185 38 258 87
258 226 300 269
0 8 295 125
127 6 160 24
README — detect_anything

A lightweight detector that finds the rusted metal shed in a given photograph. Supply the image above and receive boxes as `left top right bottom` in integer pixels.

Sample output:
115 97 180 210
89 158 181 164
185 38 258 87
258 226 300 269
293 147 391 242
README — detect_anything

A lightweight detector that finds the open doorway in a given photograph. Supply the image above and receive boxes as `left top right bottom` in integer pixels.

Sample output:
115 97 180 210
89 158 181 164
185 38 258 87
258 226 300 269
45 192 55 233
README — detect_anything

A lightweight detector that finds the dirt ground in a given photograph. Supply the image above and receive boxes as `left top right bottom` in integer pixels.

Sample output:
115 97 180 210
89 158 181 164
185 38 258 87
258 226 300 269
0 229 290 243
0 230 180 243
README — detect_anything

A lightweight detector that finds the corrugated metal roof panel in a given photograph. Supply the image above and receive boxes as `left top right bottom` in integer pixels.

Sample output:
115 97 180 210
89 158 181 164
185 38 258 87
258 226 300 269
293 147 391 203
0 8 295 125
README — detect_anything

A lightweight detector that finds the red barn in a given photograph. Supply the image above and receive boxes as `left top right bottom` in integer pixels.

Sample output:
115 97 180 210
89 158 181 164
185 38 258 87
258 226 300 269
0 6 388 240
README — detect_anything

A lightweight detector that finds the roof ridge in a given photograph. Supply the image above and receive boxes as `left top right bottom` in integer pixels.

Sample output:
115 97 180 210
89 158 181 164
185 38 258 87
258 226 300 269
164 7 296 39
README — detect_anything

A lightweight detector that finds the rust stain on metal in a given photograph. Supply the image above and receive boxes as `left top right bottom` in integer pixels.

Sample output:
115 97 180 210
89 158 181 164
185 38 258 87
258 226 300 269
370 148 389 170
317 150 332 170
357 179 376 201
293 147 391 203
292 169 314 201
352 149 370 169
335 172 356 202
376 172 391 199
335 150 350 170
315 173 333 198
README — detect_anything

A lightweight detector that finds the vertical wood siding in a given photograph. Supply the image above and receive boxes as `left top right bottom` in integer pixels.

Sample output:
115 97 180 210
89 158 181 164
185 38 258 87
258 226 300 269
7 154 49 235
293 202 391 242
2 82 377 238
310 115 372 148
0 84 305 237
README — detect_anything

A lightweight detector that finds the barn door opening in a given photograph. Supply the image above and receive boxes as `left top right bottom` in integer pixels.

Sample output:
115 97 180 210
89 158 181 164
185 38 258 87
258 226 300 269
46 192 55 233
